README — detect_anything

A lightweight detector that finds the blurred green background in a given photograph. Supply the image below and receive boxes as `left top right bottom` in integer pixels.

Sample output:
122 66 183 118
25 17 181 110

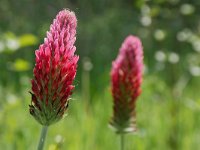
0 0 200 149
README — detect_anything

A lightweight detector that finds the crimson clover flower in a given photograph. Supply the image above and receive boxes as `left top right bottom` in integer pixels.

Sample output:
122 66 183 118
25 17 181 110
110 35 143 134
29 9 79 126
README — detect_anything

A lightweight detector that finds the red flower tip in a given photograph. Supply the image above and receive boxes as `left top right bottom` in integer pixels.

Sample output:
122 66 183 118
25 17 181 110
29 9 79 126
110 35 143 134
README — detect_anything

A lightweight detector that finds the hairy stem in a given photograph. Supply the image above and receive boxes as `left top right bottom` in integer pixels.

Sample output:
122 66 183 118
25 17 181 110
120 133 125 150
37 126 48 150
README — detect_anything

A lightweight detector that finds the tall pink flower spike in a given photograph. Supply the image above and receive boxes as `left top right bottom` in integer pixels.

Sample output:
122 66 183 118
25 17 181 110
110 35 143 133
29 9 79 126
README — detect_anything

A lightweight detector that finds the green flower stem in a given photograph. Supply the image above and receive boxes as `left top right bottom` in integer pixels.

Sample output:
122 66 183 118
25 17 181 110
37 126 48 150
120 133 125 150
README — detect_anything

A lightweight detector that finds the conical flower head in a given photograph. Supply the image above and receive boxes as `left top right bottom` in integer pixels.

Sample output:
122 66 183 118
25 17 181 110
29 9 79 126
110 35 143 134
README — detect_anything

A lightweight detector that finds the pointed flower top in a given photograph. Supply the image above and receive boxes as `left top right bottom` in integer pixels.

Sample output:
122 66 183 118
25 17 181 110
110 35 143 134
30 9 79 126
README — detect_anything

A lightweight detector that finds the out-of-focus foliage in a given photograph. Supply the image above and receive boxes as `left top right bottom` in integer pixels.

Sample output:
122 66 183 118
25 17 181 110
0 0 200 92
0 75 200 150
0 0 200 149
0 31 37 89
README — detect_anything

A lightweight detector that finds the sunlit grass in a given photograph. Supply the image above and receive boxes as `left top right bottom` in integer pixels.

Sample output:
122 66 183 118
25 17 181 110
0 75 200 149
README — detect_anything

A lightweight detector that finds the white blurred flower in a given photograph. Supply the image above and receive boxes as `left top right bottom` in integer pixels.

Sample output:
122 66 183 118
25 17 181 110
192 40 200 52
154 29 166 41
6 39 20 50
168 52 179 64
189 66 200 76
176 29 192 42
7 93 17 105
55 134 63 143
155 51 166 62
180 4 195 15
83 58 93 71
140 16 152 26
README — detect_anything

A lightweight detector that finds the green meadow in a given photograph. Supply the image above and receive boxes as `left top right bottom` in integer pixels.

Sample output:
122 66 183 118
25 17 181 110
0 0 200 149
